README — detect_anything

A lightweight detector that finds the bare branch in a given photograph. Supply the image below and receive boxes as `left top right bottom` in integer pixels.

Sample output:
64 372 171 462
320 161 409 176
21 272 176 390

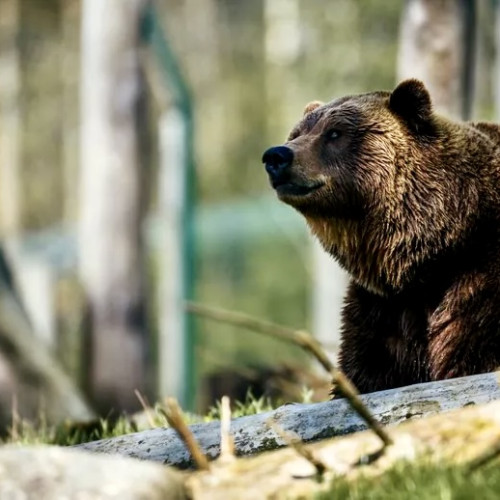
186 302 392 447
187 302 331 371
134 390 156 429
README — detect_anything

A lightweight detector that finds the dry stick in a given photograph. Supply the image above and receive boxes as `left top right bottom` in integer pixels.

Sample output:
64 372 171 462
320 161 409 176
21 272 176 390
161 397 210 471
134 389 156 429
266 418 327 480
187 302 393 447
219 396 235 463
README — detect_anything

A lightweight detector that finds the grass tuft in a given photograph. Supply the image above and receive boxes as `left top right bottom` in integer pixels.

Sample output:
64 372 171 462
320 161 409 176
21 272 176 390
318 460 500 500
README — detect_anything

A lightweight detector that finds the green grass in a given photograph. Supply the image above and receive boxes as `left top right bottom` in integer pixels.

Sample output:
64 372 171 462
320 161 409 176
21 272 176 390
204 391 277 421
3 415 140 447
318 461 500 500
1 392 281 447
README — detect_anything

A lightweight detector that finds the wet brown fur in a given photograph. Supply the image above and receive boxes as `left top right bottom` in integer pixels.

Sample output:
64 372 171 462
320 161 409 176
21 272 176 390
266 79 500 393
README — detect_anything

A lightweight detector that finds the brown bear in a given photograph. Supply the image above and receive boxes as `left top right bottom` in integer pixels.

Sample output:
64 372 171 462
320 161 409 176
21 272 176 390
262 79 500 394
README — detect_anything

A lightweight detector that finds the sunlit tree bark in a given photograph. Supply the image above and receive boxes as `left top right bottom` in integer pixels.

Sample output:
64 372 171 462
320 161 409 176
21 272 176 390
397 0 474 119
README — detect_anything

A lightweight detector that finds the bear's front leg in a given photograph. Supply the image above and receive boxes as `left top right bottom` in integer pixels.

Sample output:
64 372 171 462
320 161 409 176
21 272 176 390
337 282 430 394
428 273 500 380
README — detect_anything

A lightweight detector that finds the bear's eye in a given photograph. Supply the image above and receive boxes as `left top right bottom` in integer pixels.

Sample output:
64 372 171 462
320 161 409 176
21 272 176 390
327 129 341 141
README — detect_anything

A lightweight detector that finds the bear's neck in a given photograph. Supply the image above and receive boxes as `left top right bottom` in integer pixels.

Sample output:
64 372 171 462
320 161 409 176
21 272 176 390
305 200 486 297
305 216 405 295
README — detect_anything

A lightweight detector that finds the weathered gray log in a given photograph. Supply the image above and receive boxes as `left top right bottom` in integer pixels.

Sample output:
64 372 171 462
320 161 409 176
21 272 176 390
78 371 500 468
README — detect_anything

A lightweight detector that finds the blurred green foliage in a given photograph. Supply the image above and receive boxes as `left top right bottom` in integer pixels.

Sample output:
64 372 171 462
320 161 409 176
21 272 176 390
158 0 401 397
13 0 499 412
161 0 401 202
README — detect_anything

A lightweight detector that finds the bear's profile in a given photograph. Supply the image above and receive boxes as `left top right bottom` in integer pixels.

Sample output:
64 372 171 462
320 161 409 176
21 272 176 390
262 79 500 393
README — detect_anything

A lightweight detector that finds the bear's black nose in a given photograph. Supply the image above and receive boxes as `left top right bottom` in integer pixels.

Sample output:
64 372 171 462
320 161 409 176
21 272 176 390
262 146 294 184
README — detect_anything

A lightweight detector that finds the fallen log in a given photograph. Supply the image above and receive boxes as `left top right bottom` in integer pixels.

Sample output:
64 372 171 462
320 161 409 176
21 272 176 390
7 400 500 500
78 371 500 468
189 399 500 500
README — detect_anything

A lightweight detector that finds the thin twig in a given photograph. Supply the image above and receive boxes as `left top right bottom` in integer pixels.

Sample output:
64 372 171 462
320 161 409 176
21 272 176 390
187 302 331 371
219 396 235 463
134 389 156 429
266 418 327 480
161 397 210 471
187 301 393 447
329 370 392 446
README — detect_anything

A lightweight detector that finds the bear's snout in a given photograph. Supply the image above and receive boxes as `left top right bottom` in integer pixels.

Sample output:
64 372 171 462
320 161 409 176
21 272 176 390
262 146 294 187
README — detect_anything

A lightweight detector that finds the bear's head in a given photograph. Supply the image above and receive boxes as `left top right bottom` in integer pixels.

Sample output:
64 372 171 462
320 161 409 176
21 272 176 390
262 80 484 294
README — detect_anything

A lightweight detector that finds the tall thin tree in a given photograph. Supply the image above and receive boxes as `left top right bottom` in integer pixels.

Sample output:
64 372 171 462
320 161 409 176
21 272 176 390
398 0 476 119
79 0 149 412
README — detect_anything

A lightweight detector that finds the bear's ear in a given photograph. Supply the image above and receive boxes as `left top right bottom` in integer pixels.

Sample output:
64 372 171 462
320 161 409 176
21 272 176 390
389 79 434 133
303 100 324 116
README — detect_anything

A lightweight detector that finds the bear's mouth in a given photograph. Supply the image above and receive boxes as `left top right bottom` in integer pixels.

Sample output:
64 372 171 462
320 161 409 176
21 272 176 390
274 181 324 197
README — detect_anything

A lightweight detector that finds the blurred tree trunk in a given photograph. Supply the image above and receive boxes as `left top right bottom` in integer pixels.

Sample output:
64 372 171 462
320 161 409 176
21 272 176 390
60 0 81 225
0 0 21 235
397 0 475 119
21 0 64 229
79 0 149 413
0 251 94 422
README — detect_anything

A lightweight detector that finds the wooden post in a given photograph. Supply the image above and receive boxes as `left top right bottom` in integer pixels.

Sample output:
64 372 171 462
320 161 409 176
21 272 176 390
79 0 149 413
